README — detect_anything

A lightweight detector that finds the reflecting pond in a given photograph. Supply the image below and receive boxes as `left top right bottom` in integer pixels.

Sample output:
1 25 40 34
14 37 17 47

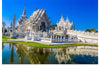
2 43 98 64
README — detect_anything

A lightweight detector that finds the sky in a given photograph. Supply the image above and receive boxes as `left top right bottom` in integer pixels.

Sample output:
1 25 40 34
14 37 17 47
2 0 98 31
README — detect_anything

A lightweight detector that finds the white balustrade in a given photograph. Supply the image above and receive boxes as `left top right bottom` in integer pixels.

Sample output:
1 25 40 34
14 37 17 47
51 38 79 43
67 30 98 40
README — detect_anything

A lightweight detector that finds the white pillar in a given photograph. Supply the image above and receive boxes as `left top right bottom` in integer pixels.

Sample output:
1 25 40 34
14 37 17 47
64 35 65 42
58 26 59 30
64 35 65 39
60 35 62 42
56 35 57 41
56 35 57 39
50 35 53 41
60 35 62 39
39 26 40 31
58 36 59 41
61 35 62 41
62 35 64 41
53 35 54 39
51 35 53 39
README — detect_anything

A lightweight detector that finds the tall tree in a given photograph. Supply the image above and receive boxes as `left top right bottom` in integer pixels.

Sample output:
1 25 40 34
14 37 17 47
85 29 90 32
85 28 98 33
51 24 57 30
90 28 97 32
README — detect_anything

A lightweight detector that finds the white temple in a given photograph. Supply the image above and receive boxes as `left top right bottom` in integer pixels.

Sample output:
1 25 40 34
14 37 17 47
25 9 51 32
2 22 6 36
6 7 98 43
56 16 73 31
17 7 28 33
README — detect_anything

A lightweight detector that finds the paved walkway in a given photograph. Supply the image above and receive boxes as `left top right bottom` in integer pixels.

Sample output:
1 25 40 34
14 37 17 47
7 39 78 45
7 39 98 45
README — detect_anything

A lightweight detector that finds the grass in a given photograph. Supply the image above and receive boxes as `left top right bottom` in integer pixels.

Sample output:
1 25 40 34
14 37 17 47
2 36 98 47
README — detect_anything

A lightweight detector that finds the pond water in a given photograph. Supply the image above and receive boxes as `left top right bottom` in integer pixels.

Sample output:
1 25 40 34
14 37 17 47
2 43 98 64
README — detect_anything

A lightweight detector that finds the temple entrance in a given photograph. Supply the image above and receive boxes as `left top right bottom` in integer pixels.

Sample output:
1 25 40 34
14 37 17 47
40 22 46 31
65 35 69 39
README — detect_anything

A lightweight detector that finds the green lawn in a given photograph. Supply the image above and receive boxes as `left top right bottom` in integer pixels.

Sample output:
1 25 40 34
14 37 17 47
2 36 98 47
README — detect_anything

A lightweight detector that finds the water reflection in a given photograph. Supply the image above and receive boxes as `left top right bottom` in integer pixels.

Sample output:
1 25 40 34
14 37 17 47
2 43 4 50
15 44 52 64
54 48 72 64
2 43 98 64
52 46 98 64
10 44 14 63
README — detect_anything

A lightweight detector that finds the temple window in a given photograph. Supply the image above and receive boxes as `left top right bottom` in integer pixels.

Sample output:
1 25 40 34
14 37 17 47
59 27 61 30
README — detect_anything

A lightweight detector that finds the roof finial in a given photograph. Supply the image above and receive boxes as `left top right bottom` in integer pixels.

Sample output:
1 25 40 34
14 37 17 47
67 16 68 20
23 5 26 16
36 6 38 10
72 20 73 24
24 4 26 9
60 14 64 21
10 21 12 27
61 14 63 17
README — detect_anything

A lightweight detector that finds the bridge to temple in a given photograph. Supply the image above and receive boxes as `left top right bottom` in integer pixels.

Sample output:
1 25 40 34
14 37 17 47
51 30 98 43
67 30 98 43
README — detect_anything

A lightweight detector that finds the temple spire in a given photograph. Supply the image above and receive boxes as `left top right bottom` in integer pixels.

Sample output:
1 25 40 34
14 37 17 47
67 16 68 20
23 5 26 16
36 6 38 10
10 21 12 27
60 15 64 21
72 20 73 25
66 16 69 22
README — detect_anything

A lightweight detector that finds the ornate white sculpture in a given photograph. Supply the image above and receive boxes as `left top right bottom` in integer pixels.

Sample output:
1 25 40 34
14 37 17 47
2 22 6 35
17 7 28 33
10 14 18 38
56 16 73 31
27 9 51 32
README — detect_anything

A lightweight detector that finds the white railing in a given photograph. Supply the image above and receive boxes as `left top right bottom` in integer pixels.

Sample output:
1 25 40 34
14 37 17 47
41 38 51 41
67 30 98 39
51 38 80 43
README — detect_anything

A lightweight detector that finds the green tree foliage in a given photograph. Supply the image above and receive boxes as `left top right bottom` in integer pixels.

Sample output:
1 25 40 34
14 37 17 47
90 28 97 32
5 29 7 32
85 29 90 32
85 28 98 33
2 27 7 32
51 24 57 30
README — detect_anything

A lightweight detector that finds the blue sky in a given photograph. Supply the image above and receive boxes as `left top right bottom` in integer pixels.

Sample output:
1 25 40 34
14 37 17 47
2 0 98 31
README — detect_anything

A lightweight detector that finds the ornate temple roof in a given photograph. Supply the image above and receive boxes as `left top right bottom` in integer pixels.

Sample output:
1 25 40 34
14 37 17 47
57 16 73 30
18 7 28 25
28 9 52 27
10 21 12 27
23 7 26 16
60 15 64 21
29 9 46 24
57 16 73 25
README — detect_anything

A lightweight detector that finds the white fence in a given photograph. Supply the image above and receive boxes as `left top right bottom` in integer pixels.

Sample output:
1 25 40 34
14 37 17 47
67 30 98 39
51 38 80 43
